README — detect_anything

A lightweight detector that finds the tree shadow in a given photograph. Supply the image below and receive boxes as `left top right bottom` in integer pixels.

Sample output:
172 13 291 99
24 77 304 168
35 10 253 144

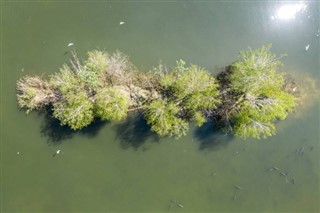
194 121 234 151
40 110 107 145
80 119 107 139
39 109 231 150
113 112 159 150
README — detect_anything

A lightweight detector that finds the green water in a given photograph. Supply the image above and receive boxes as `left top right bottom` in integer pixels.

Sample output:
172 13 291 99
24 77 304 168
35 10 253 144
1 1 319 212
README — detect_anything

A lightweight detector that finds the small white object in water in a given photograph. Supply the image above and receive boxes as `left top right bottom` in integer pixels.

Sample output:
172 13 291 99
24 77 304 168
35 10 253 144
17 152 20 155
67 43 74 47
21 67 24 72
56 150 61 154
305 44 310 51
119 21 125 25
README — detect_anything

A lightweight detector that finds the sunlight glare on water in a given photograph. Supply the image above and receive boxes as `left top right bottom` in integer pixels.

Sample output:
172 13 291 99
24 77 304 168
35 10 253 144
271 1 307 21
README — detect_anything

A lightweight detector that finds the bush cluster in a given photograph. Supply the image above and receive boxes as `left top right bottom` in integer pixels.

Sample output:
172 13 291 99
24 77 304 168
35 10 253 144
16 45 297 139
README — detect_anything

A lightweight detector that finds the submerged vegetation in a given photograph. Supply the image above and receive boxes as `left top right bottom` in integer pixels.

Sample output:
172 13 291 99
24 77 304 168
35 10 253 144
16 44 298 139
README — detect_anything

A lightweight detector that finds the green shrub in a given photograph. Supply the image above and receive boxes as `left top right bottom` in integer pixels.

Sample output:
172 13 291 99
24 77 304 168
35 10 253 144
52 88 94 130
227 45 296 139
144 100 188 138
230 44 285 95
94 87 129 121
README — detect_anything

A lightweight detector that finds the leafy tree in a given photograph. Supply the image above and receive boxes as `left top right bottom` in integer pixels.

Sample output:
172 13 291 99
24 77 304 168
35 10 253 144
94 87 129 121
50 65 94 130
173 65 219 100
226 45 296 139
49 65 81 94
144 100 188 138
52 88 94 130
159 60 220 127
61 50 135 89
232 91 295 139
229 44 286 95
79 50 108 88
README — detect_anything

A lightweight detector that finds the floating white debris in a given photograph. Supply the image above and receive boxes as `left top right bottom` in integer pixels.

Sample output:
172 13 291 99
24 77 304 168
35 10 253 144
17 152 20 155
67 43 74 47
21 67 24 72
119 21 125 25
56 150 61 154
305 44 310 51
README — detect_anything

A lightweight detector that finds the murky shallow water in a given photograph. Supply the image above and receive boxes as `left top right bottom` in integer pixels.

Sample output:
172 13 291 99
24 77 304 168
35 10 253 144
1 1 319 212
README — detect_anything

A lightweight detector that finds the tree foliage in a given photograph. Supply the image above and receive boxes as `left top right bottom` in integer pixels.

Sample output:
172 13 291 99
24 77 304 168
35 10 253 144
16 45 298 140
144 100 189 138
230 44 285 95
49 64 81 94
172 64 220 104
157 60 221 129
94 87 129 121
224 44 296 139
50 64 94 130
79 50 108 88
52 88 94 130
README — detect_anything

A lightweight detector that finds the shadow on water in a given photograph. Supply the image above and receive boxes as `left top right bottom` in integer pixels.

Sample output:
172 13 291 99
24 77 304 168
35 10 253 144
113 112 159 150
40 110 107 145
194 121 234 151
39 109 230 150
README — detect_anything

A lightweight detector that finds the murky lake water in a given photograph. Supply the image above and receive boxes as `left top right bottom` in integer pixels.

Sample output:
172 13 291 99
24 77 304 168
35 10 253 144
1 1 319 212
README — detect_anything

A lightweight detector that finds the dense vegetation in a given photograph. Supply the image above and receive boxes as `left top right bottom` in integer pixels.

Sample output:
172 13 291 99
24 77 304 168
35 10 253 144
214 44 296 139
16 44 297 139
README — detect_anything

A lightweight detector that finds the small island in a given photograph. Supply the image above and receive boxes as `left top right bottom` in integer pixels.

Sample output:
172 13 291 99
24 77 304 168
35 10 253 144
16 44 299 139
